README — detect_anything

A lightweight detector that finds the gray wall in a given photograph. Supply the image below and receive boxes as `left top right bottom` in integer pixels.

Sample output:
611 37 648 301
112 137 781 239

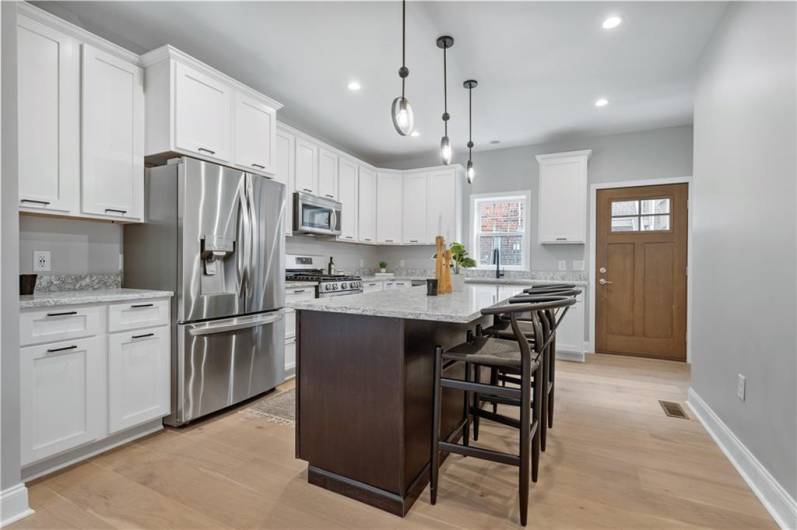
1 0 22 495
19 216 123 274
691 1 796 500
385 125 694 273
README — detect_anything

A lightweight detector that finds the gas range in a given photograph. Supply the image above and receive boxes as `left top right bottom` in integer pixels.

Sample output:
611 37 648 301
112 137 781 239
286 255 363 298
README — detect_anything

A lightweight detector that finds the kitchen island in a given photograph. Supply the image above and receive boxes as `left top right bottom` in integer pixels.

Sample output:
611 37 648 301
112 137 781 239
289 282 525 516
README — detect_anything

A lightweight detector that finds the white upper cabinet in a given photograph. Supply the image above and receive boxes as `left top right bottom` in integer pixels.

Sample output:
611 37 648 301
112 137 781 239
376 171 403 244
275 128 295 235
427 168 461 243
81 44 144 221
358 167 377 243
142 46 282 168
17 14 79 214
537 150 590 244
318 149 339 200
294 137 318 194
174 61 234 163
402 173 428 244
234 91 276 176
337 158 359 241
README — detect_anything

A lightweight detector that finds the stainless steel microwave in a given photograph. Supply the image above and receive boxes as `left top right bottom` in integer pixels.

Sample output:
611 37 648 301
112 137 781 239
293 192 342 236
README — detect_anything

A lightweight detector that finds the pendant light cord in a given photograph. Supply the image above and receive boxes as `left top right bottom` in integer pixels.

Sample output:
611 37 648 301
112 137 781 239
443 45 448 135
401 0 406 98
468 86 472 159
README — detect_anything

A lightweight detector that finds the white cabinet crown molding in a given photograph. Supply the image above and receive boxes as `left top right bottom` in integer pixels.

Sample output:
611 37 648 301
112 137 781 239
535 149 592 163
140 45 282 110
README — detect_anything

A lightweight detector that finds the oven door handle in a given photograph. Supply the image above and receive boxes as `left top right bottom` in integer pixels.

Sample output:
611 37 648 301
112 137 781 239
187 312 282 336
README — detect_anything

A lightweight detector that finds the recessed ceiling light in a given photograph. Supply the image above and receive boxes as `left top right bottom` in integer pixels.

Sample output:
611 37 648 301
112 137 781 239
410 130 420 137
347 80 361 91
594 97 609 107
602 16 622 30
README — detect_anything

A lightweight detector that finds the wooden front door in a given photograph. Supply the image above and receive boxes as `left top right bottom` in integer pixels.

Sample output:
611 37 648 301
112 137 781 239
595 183 688 361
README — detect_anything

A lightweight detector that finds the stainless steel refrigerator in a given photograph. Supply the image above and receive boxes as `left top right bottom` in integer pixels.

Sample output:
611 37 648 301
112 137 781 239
124 157 286 426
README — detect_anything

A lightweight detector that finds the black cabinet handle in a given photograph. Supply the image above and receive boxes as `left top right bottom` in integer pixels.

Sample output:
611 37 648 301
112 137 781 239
198 147 216 155
21 199 51 206
252 163 265 169
47 345 77 353
130 303 154 308
105 208 128 215
555 237 567 241
132 333 154 340
46 311 77 317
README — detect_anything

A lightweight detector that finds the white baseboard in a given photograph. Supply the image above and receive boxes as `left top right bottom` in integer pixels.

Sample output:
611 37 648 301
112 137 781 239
0 483 34 527
688 388 797 530
556 349 585 363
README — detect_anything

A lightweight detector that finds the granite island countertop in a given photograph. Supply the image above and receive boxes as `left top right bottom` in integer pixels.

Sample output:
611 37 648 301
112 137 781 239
20 288 173 310
288 282 527 323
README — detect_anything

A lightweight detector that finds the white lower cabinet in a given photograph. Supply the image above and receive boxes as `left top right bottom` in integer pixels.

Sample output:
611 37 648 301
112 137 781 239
21 336 105 465
108 327 170 433
553 292 586 357
20 298 171 468
284 286 315 377
362 280 383 293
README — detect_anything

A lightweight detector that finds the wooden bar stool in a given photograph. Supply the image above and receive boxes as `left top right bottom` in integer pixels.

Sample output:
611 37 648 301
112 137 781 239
430 297 575 526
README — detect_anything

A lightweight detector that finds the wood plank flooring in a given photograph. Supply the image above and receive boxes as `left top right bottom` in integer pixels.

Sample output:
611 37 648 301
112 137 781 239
11 354 776 529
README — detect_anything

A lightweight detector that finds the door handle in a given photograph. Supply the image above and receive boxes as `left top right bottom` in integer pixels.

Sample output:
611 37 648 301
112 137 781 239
20 199 51 206
251 163 265 169
599 278 613 285
105 208 128 215
188 313 282 336
198 147 216 155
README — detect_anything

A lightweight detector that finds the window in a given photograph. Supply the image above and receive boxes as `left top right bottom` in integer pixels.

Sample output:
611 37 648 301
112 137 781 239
471 192 530 269
610 197 671 232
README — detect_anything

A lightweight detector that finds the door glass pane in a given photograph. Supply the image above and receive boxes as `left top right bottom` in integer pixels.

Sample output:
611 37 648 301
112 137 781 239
611 217 639 232
641 198 670 214
478 235 524 266
641 214 670 231
611 200 639 216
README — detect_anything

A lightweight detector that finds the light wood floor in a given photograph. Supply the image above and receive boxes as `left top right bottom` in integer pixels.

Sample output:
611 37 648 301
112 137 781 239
12 354 776 529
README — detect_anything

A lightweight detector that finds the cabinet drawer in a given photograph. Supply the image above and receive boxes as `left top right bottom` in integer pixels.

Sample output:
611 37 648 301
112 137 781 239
108 299 170 332
20 306 104 347
363 281 383 293
286 286 316 301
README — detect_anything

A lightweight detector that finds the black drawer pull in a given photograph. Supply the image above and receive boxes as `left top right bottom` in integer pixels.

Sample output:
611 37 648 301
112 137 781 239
252 163 265 169
21 199 51 206
46 311 78 317
293 289 308 294
555 237 567 241
47 345 77 353
132 333 155 340
130 303 154 308
105 208 128 215
198 147 216 155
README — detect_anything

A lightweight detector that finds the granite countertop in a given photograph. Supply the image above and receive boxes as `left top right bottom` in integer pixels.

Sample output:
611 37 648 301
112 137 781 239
20 289 173 310
288 282 527 323
464 278 589 287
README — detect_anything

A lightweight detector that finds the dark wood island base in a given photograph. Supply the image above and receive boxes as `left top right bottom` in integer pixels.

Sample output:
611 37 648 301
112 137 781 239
295 309 475 516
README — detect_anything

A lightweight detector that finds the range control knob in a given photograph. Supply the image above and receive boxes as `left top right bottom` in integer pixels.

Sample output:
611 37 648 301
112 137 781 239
340 282 348 289
325 284 332 291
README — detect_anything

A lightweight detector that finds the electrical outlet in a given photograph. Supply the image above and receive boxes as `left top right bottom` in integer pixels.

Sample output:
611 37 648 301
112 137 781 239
572 260 585 271
737 374 746 401
557 260 567 271
33 251 51 272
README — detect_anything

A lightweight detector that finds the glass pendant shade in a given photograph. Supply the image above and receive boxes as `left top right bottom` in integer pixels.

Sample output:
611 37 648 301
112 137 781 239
440 136 452 165
391 96 414 136
466 160 475 183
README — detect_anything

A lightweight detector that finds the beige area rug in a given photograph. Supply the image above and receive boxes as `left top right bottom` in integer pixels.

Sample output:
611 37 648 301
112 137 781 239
242 388 295 424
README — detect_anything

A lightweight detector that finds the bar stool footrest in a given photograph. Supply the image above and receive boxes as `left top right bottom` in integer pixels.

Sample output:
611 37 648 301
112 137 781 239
439 441 521 467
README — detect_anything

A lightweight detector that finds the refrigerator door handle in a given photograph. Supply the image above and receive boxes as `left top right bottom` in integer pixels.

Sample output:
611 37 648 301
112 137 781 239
237 179 251 304
187 312 282 336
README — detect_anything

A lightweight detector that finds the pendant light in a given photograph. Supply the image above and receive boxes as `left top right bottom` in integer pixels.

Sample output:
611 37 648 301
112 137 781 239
463 79 477 183
391 0 414 135
437 35 454 165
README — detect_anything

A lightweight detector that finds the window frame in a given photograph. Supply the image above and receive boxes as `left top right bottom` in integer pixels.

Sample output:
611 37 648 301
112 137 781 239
609 196 673 233
470 190 531 271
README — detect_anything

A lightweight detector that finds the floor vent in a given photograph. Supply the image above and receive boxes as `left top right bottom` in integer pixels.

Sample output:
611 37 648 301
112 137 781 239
659 400 689 419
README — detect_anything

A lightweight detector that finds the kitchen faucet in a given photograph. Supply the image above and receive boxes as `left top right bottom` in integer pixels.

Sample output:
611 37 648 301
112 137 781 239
492 248 504 279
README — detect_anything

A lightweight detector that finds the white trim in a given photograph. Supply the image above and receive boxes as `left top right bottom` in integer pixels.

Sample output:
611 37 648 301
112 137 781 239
556 347 586 363
535 149 593 162
0 484 33 527
470 190 532 271
687 388 797 530
587 176 693 361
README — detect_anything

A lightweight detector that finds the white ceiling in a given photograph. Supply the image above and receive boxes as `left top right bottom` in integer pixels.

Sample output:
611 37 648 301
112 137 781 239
35 1 727 166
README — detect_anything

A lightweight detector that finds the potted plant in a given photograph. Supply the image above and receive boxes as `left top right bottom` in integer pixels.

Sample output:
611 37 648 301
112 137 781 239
378 261 388 273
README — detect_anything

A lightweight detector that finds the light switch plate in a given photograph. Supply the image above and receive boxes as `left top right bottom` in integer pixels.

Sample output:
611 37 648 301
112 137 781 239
737 374 746 401
33 251 51 272
557 260 567 271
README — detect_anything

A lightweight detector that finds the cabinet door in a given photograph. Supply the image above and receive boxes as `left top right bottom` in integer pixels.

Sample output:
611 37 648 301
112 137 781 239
275 129 295 235
174 61 233 162
21 336 104 465
402 173 428 244
552 293 585 355
234 91 276 175
376 172 403 244
108 327 170 433
17 15 79 214
294 137 318 194
362 280 382 293
538 154 588 244
81 44 144 220
338 158 359 241
358 167 377 243
427 169 458 243
318 149 339 200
